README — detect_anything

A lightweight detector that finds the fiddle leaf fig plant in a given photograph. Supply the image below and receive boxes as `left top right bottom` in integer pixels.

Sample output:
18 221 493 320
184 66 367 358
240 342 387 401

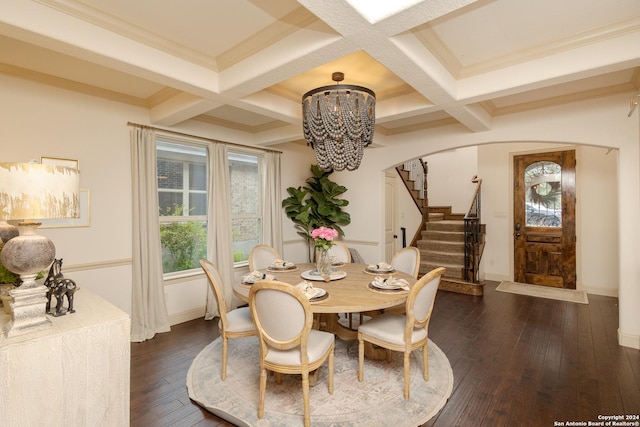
282 164 351 261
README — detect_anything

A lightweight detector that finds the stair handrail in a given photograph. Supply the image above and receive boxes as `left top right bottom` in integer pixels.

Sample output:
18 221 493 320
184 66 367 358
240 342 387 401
464 176 482 282
397 158 429 247
403 159 426 200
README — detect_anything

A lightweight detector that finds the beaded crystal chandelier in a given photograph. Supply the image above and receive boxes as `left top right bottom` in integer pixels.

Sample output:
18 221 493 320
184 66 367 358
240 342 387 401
302 72 376 171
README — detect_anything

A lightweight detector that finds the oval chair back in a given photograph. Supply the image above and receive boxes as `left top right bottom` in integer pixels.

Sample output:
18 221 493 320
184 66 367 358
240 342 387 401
316 240 351 264
391 246 420 279
248 244 281 271
200 259 230 328
200 259 256 380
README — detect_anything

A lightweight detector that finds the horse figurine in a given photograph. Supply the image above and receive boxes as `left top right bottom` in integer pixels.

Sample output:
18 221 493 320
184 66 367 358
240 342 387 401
45 258 77 317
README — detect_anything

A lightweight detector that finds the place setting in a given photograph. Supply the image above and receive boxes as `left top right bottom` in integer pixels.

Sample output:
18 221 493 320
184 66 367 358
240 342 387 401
296 280 329 303
367 275 410 293
300 268 347 281
240 270 276 285
329 256 345 268
266 259 298 272
363 261 396 275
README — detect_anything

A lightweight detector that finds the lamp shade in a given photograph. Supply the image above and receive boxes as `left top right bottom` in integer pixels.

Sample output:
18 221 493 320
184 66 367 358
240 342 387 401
0 162 80 221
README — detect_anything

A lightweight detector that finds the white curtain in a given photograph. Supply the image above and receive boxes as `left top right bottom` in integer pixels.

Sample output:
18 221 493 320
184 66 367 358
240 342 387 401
262 151 283 255
130 127 171 342
205 143 234 319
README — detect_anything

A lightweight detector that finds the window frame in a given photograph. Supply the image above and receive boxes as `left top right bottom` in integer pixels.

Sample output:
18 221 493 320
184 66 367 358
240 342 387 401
156 136 209 278
155 135 266 278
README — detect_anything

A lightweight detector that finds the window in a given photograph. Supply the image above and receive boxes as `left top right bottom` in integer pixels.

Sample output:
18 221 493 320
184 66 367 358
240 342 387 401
157 140 208 274
156 139 264 275
524 161 562 227
229 151 262 264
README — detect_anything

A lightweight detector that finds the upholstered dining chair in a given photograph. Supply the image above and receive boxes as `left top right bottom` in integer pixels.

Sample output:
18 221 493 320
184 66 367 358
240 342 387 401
384 246 422 315
249 280 335 427
200 259 257 380
314 240 351 267
327 240 351 264
391 246 421 279
248 244 281 271
357 266 445 400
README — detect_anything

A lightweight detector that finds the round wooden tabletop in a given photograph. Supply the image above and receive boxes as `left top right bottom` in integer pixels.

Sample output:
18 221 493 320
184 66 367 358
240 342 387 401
234 262 416 314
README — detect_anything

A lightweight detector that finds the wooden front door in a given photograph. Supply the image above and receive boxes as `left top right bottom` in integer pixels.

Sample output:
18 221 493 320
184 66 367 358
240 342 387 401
513 150 576 288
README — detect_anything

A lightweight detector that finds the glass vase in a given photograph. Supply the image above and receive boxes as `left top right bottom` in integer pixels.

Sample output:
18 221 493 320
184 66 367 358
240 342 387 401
316 248 332 281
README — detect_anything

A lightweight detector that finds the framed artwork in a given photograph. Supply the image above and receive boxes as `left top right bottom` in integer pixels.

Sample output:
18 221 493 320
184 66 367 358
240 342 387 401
41 156 79 170
40 189 91 228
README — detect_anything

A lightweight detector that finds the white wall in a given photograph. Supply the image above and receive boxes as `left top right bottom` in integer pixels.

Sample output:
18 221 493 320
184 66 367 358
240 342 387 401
394 168 423 253
424 147 479 214
576 146 619 296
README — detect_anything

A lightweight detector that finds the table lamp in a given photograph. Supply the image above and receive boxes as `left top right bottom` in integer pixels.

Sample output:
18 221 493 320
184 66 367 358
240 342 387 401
0 162 79 337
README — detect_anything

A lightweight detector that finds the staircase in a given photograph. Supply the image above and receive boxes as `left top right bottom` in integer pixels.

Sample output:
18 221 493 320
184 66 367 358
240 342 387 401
417 213 484 295
396 160 485 296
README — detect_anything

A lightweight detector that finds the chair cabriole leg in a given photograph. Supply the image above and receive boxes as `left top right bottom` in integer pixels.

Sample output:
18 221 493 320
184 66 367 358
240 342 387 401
404 352 411 400
221 336 228 380
358 337 364 382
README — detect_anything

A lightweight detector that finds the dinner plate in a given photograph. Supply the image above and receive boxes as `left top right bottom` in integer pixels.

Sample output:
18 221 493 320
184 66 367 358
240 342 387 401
365 266 395 274
305 287 327 300
267 264 297 271
300 269 347 281
367 282 405 293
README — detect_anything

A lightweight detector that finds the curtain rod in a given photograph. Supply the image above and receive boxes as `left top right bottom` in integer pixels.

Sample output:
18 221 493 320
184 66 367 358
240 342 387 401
126 121 282 154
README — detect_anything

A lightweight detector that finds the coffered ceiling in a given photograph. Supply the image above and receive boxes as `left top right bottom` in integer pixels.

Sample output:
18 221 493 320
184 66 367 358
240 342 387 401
1 0 639 146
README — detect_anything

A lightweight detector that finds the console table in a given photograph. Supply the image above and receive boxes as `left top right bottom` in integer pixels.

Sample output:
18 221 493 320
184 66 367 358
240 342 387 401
0 288 130 426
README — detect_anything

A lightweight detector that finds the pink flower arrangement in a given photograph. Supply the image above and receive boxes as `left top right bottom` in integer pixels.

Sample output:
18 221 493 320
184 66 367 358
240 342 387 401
311 226 339 251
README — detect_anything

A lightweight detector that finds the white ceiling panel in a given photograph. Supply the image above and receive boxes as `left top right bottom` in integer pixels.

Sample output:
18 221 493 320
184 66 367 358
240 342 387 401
0 0 637 141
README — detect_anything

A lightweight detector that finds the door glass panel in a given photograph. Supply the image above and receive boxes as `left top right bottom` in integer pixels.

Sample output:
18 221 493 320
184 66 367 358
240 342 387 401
524 161 562 227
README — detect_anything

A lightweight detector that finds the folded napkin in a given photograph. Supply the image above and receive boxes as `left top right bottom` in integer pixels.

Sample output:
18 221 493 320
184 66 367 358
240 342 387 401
368 262 393 271
296 280 322 299
272 259 295 268
372 275 410 290
242 271 275 284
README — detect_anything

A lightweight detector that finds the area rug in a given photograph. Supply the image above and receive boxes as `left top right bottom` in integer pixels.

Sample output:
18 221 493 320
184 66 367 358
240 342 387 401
496 281 588 304
187 336 453 426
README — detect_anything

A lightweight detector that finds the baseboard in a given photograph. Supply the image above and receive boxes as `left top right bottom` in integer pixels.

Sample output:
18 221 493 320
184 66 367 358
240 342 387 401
484 273 510 282
439 279 484 296
169 307 205 326
582 286 618 297
618 329 640 349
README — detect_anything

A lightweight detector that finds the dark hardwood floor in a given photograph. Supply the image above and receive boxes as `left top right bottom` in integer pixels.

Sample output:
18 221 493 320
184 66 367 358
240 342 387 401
130 281 640 426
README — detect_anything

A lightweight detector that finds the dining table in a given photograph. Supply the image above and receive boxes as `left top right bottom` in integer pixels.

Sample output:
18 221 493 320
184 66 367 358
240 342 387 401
233 262 417 345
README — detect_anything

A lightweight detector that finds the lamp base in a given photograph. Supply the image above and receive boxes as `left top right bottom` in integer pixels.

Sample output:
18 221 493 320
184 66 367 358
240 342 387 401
4 282 52 337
